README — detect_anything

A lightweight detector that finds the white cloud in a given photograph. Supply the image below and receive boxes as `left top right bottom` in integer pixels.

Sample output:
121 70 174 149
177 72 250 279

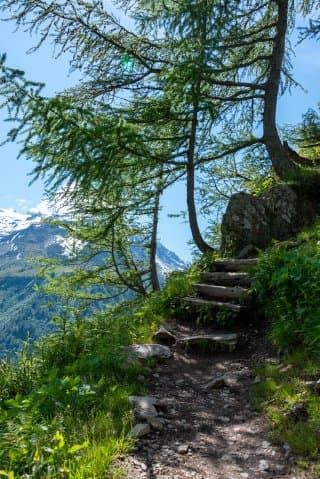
28 189 78 217
29 199 52 216
15 198 30 212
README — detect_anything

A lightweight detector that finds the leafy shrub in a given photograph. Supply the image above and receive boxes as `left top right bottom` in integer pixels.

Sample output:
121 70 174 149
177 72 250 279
0 263 202 478
0 301 146 478
135 267 200 324
252 221 320 355
194 250 221 271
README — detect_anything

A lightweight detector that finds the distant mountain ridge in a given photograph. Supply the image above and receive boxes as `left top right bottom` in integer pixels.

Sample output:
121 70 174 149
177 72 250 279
0 208 186 356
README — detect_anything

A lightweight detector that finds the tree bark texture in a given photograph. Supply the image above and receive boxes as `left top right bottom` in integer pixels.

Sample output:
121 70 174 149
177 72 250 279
263 0 299 179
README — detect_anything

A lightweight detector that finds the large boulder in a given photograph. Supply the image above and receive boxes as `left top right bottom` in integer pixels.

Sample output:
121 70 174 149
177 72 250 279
220 192 270 255
261 184 300 241
221 184 317 256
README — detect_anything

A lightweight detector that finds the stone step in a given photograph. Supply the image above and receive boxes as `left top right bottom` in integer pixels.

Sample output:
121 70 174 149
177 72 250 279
193 283 250 301
183 296 245 312
178 333 239 351
212 258 258 272
200 272 251 287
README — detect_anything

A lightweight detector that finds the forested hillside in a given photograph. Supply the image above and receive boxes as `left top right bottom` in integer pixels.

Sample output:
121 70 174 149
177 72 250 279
0 211 185 356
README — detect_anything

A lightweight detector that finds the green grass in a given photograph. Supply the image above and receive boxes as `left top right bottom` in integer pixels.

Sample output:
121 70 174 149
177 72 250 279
251 220 320 475
251 219 320 356
251 356 320 475
0 299 146 478
0 265 201 478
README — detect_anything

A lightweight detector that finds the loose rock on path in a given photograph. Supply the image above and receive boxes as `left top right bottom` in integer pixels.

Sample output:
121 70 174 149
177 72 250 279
122 321 298 479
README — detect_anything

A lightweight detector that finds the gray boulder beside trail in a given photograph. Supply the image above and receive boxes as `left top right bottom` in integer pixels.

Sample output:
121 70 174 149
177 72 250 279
124 343 172 364
220 184 317 257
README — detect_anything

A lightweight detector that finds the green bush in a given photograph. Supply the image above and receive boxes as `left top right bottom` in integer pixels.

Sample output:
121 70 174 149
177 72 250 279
252 221 320 355
135 267 200 325
0 264 202 478
0 302 146 478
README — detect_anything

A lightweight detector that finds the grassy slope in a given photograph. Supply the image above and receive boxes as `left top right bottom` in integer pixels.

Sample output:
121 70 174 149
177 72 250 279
0 269 197 478
250 219 320 477
1 217 319 478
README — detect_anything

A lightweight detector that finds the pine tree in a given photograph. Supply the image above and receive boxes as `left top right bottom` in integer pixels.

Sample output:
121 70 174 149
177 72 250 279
1 0 320 263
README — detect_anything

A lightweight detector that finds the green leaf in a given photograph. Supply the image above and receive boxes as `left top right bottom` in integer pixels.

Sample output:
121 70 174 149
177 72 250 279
68 440 89 454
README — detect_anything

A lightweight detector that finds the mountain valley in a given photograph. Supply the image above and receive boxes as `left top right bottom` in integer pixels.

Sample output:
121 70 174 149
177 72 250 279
0 209 186 356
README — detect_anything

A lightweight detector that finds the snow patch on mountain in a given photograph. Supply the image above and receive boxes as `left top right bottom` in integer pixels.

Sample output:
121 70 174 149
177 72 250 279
46 235 85 257
0 207 187 272
0 209 42 238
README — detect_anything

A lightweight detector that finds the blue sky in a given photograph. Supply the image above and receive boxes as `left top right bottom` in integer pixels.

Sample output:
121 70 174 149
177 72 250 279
0 11 319 261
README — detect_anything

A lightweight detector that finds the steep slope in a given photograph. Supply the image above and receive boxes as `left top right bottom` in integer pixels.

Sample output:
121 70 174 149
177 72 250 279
0 209 186 357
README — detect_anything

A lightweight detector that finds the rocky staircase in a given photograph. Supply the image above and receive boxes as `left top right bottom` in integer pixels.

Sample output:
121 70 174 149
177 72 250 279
125 258 259 368
183 258 257 316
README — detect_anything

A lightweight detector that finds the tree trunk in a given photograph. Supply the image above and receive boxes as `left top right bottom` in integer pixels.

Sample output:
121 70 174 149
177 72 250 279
186 3 213 254
263 0 299 179
187 98 213 253
150 181 161 292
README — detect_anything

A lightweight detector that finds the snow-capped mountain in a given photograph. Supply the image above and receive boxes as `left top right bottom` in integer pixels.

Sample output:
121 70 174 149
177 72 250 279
0 208 43 237
0 208 186 274
0 208 186 356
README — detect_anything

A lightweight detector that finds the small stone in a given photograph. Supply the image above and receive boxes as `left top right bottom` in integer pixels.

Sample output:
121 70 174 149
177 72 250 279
217 416 230 423
129 396 158 420
176 379 185 386
221 453 235 462
141 463 148 471
152 327 177 345
224 376 242 391
147 416 165 430
240 473 249 478
129 423 151 437
177 444 189 454
253 375 261 384
204 376 226 390
261 440 271 449
234 414 246 421
275 464 285 472
258 459 269 471
205 374 241 391
279 364 294 373
283 442 291 457
125 343 172 362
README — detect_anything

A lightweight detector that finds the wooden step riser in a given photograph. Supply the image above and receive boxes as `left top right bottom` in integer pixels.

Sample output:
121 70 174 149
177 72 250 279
182 297 246 313
193 284 249 301
198 293 252 306
200 273 251 288
212 258 257 272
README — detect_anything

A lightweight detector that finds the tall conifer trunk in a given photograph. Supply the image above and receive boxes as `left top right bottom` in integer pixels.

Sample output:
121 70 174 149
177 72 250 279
187 96 213 253
150 183 161 292
186 1 213 254
263 0 299 179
